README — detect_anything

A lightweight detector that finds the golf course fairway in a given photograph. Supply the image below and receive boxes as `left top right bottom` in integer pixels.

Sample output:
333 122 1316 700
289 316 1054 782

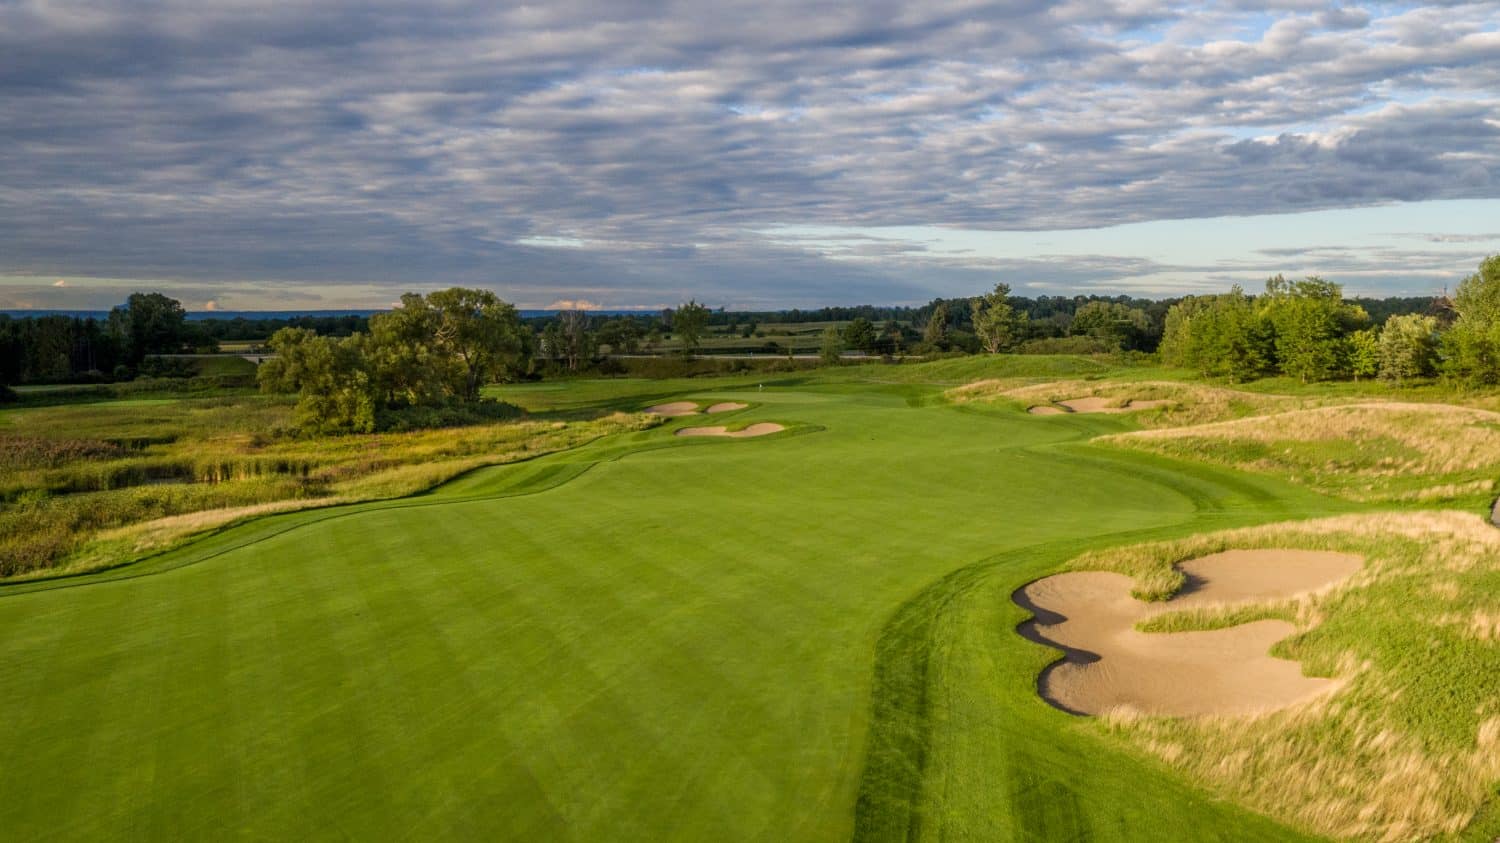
0 378 1359 840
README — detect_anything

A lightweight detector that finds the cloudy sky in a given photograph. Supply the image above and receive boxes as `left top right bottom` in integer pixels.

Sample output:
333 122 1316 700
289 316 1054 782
2 0 1498 311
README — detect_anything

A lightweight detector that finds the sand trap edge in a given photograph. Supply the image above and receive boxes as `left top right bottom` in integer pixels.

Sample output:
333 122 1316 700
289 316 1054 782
644 401 700 416
674 422 785 439
705 402 749 414
1011 548 1362 718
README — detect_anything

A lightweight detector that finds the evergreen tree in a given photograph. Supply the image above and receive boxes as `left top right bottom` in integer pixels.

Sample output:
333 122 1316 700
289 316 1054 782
923 302 949 350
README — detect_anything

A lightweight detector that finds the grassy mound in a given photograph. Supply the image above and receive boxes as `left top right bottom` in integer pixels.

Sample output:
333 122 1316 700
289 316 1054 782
1102 401 1500 504
949 378 1321 428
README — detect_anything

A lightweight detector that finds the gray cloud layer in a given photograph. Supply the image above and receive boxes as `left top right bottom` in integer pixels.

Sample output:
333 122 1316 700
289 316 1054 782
2 1 1498 306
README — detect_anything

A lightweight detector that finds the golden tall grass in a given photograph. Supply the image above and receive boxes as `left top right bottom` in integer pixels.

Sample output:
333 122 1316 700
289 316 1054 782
0 397 656 579
947 378 1326 427
1073 512 1500 840
1101 402 1500 502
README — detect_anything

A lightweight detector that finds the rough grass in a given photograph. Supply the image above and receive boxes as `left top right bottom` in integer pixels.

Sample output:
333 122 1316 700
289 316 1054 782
947 378 1328 428
1101 402 1500 503
0 393 656 578
1061 511 1500 841
837 353 1114 386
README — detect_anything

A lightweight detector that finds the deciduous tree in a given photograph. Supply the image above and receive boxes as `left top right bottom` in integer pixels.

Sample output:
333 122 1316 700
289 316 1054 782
427 287 529 400
971 283 1026 353
1443 255 1500 385
1347 329 1379 382
1379 314 1439 383
673 300 711 358
1262 275 1364 383
819 327 843 365
842 317 877 353
109 292 188 365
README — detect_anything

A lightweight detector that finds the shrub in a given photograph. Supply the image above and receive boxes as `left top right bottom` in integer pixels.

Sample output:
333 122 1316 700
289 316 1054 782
1017 336 1113 355
375 399 524 432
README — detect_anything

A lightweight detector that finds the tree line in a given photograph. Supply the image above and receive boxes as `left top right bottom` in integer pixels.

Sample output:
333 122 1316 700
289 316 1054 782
1159 256 1500 384
5 261 1490 402
0 292 215 386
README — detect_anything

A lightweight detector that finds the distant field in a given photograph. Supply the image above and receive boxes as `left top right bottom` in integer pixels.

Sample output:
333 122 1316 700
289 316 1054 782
1 355 1496 840
190 354 258 377
654 319 908 354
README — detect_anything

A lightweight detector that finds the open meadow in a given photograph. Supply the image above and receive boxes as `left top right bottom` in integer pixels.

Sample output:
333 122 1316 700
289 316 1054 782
1 356 1497 841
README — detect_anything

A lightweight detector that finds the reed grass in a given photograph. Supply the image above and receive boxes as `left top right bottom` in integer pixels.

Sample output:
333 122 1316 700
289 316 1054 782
0 393 655 577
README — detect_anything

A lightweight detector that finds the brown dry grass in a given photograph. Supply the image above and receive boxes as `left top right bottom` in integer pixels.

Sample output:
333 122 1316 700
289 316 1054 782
948 378 1324 428
1102 402 1500 503
1065 512 1500 841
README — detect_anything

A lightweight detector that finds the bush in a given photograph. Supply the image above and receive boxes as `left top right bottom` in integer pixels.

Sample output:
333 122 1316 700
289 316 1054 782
375 399 525 432
618 356 818 379
1018 336 1114 355
139 356 199 379
594 357 627 377
0 384 17 404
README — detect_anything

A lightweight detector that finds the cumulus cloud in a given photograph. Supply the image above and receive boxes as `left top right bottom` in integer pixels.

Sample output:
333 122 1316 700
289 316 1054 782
1 0 1498 306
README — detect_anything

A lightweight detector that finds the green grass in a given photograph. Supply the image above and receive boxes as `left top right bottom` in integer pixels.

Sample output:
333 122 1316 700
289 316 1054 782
0 363 1492 840
191 354 259 378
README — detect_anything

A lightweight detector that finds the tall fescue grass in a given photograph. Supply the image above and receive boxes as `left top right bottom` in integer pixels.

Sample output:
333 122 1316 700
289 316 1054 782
947 378 1332 427
1065 512 1500 841
1102 402 1500 503
0 394 655 578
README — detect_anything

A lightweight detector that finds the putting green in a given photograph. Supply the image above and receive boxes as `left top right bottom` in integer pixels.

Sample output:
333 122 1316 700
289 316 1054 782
0 381 1347 840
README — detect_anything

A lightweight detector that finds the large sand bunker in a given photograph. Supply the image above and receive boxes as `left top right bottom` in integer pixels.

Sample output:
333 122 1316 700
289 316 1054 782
644 401 699 416
1016 549 1362 716
675 423 785 438
706 402 748 414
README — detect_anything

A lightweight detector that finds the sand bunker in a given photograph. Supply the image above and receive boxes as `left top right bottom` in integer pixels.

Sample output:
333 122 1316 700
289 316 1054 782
1028 398 1172 415
644 401 699 416
1058 397 1173 413
706 402 748 414
1015 549 1362 716
674 423 784 438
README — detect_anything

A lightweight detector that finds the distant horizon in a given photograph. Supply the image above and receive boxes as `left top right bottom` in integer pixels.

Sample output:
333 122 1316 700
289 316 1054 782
0 281 1457 322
